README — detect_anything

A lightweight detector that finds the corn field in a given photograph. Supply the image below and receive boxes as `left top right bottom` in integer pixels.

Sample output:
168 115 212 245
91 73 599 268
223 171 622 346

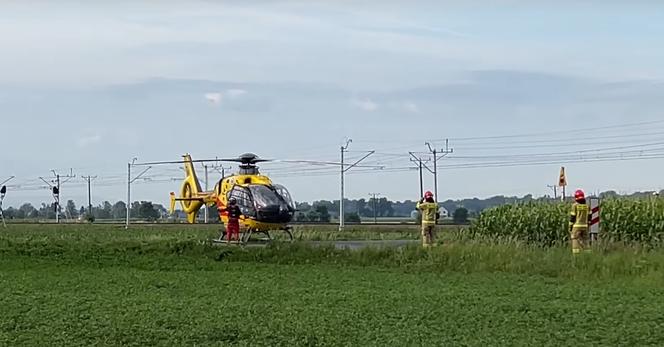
470 198 664 246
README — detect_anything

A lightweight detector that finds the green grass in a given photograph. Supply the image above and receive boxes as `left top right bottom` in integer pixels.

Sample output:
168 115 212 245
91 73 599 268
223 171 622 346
2 225 664 346
0 223 430 242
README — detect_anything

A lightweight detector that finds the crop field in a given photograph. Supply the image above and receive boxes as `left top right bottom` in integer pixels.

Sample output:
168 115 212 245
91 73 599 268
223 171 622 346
472 198 664 246
2 224 664 346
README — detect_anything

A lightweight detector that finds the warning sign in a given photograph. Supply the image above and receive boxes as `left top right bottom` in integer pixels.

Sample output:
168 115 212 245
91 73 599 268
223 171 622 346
558 167 567 187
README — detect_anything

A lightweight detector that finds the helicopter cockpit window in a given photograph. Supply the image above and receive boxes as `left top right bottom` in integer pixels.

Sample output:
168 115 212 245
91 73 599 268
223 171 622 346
227 186 255 217
247 185 283 209
273 184 294 209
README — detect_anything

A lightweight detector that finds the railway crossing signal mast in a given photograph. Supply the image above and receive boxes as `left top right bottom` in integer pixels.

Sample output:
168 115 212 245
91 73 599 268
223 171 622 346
0 176 15 228
39 170 75 223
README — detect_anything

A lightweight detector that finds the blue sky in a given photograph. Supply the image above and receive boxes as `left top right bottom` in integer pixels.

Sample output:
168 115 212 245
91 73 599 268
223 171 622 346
1 1 664 208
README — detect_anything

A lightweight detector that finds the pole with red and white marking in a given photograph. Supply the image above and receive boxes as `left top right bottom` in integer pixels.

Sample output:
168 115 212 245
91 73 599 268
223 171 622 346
589 197 601 242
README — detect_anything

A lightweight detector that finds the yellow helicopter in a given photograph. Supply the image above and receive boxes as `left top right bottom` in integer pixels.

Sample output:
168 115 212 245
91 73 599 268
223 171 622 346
169 153 296 242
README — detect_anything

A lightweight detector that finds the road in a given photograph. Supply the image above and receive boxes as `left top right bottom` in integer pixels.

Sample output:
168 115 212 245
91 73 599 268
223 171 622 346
308 240 419 250
214 239 420 249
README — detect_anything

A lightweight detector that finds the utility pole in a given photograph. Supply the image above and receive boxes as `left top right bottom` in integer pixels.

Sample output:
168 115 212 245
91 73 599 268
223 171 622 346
39 169 75 223
0 176 14 228
425 139 453 203
203 164 209 223
409 153 433 198
340 140 350 231
369 192 381 224
126 158 151 229
81 175 97 215
339 139 375 231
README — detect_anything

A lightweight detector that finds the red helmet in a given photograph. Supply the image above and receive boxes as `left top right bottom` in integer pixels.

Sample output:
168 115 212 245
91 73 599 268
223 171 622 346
424 191 434 199
574 189 585 201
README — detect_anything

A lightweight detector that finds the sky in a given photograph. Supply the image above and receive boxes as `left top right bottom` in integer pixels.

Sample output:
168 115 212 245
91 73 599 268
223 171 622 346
1 0 664 208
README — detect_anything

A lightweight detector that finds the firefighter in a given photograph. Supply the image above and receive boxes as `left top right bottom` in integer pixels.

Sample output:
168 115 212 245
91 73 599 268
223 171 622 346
570 189 590 254
417 191 439 247
219 198 242 242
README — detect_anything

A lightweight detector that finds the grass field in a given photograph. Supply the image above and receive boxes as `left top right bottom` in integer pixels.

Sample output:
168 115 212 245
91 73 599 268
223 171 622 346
2 225 664 346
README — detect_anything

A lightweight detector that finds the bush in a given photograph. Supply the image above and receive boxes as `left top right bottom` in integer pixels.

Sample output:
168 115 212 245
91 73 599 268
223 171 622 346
344 213 361 224
85 213 95 223
453 207 469 224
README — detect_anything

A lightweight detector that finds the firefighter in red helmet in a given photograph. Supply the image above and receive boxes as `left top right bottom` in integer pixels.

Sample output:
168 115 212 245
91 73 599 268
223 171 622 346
417 191 439 247
569 189 590 254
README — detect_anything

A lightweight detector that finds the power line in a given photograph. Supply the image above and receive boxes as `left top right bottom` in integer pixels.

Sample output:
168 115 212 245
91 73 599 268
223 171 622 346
444 119 664 142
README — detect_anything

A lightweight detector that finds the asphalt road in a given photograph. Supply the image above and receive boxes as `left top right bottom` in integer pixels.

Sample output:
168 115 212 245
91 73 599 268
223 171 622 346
213 239 419 249
308 240 419 250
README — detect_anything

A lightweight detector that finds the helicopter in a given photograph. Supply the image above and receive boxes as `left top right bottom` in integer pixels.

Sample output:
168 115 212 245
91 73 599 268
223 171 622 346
169 153 296 243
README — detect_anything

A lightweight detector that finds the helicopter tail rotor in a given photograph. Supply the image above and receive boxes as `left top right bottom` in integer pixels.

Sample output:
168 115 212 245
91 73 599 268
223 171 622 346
177 154 205 223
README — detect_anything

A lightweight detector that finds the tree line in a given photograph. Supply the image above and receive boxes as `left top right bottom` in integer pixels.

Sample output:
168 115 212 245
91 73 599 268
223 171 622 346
1 200 168 221
2 190 659 223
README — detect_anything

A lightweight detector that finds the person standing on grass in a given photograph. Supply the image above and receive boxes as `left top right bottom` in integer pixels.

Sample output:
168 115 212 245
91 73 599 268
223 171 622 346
417 191 439 247
218 198 242 242
570 189 590 254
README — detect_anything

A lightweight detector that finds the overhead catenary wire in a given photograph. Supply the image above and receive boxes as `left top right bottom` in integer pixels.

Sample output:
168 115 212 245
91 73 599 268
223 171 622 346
7 117 664 211
441 119 664 142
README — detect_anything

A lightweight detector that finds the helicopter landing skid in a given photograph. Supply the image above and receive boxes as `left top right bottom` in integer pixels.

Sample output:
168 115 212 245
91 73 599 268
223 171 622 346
215 226 293 245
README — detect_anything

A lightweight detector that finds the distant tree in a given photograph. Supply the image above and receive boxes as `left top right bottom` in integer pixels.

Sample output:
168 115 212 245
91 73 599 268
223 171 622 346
39 203 56 219
28 209 39 219
314 204 330 223
102 201 113 218
295 212 307 222
93 201 112 219
111 201 126 219
130 201 141 218
376 197 394 217
295 202 311 212
453 207 469 224
18 203 36 219
65 200 78 218
138 201 160 221
355 198 372 217
152 203 168 219
344 212 361 224
3 207 15 219
306 209 319 222
600 191 619 199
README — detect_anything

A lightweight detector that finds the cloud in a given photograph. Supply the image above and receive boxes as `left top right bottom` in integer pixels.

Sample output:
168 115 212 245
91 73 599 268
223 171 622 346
352 98 378 112
204 92 222 104
204 89 248 104
403 101 419 113
226 88 247 99
77 134 102 147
